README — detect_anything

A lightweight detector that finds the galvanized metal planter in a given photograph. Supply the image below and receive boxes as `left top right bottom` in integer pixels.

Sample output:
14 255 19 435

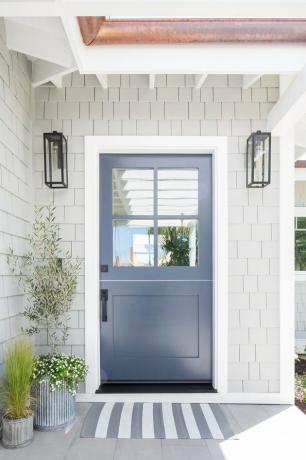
2 415 33 449
33 379 76 431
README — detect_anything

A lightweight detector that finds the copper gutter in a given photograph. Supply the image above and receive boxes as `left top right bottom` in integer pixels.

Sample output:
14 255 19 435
77 17 306 45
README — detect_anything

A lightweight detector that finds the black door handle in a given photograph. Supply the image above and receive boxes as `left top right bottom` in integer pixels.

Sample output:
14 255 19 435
100 289 108 322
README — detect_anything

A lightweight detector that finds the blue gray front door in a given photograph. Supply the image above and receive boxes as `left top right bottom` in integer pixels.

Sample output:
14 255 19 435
99 154 212 383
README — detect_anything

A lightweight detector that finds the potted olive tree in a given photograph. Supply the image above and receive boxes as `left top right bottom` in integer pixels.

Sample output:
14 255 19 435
1 337 34 448
8 206 87 431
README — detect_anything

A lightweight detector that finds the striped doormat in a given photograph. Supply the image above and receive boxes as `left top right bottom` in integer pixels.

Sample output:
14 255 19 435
80 403 235 440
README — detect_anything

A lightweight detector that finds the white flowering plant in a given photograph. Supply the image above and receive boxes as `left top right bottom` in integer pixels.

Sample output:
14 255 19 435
32 354 88 395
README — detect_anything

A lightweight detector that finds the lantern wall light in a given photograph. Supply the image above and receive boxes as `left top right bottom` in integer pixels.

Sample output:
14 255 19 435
246 130 271 188
43 131 68 189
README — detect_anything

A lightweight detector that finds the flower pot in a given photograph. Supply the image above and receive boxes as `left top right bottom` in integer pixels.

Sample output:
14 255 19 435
33 379 75 431
2 414 33 449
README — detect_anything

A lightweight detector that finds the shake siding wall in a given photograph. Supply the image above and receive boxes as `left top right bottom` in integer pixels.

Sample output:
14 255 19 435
0 19 32 375
33 72 280 393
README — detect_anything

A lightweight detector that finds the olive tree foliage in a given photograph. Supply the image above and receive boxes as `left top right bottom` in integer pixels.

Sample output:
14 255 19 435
7 206 81 352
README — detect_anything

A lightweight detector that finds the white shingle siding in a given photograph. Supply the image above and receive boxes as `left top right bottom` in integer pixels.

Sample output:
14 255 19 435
32 72 280 392
0 19 32 375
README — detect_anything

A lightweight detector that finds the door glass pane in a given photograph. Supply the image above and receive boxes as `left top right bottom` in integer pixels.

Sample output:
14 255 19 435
158 169 198 216
113 219 154 267
112 169 154 216
158 220 198 267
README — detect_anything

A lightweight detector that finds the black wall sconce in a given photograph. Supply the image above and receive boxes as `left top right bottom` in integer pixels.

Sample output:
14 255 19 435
43 131 68 188
246 130 271 188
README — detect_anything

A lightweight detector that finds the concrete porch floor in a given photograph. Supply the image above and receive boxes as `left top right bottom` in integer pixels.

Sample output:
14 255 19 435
0 403 305 460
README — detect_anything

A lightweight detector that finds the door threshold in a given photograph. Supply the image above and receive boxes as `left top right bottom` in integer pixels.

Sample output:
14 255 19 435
96 382 216 394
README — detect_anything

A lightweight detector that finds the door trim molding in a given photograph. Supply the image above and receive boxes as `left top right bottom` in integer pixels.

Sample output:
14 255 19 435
84 136 228 396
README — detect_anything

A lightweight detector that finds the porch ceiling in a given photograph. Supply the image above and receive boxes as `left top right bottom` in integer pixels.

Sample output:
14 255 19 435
3 15 304 91
1 1 306 84
2 0 306 142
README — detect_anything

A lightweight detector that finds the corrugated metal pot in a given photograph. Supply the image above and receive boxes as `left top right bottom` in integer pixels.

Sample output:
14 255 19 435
2 414 33 449
33 379 76 431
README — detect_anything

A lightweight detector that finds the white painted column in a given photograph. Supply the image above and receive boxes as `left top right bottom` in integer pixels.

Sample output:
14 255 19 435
84 139 100 395
279 130 295 403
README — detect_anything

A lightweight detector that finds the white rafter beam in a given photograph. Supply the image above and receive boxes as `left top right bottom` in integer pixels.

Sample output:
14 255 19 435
96 74 108 89
279 74 295 96
149 74 155 90
76 44 306 74
4 18 75 67
295 146 306 160
51 76 63 88
32 60 76 88
195 74 208 89
242 74 261 89
295 126 306 149
267 65 306 135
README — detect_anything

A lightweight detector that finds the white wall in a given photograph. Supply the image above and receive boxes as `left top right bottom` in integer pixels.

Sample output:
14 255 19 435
33 72 280 393
0 18 32 374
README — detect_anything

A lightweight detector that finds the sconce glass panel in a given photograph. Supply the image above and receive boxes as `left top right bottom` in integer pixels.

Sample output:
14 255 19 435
43 131 68 188
246 131 271 188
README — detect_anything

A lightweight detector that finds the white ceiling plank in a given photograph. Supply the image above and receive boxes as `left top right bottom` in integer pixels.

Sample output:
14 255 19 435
7 17 68 39
267 65 306 135
242 74 261 89
1 2 58 16
195 74 208 89
32 60 77 88
149 74 155 90
4 18 75 67
96 74 108 89
2 1 306 18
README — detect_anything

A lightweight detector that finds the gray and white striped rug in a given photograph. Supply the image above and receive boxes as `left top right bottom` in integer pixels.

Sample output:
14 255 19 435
81 403 234 440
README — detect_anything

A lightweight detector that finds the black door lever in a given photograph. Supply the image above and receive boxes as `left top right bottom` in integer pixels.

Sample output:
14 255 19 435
100 289 108 322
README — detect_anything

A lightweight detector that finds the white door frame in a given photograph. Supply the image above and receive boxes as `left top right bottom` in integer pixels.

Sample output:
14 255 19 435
83 136 228 400
80 134 295 404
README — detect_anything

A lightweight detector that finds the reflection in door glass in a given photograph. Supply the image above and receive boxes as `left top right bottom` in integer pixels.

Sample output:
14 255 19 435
113 220 154 267
112 169 154 216
158 169 198 215
158 220 198 267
